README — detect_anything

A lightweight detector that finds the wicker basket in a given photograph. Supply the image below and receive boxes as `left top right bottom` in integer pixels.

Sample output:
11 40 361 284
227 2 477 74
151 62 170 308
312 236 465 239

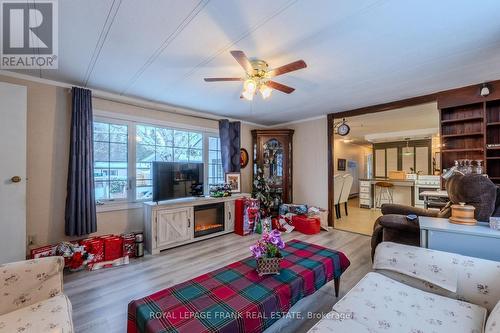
256 257 282 276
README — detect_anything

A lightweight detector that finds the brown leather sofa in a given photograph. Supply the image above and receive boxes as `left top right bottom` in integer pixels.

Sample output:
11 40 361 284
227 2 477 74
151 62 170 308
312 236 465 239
371 174 500 259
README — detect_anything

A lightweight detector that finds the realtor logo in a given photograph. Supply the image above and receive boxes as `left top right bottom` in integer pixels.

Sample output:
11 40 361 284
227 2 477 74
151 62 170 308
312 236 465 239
1 0 58 69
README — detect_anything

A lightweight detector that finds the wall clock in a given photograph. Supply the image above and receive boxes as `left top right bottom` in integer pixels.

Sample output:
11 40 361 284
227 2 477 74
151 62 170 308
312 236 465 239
334 118 350 136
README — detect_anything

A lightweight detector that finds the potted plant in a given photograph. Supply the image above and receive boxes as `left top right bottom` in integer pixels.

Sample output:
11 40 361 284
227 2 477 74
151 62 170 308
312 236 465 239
250 229 285 276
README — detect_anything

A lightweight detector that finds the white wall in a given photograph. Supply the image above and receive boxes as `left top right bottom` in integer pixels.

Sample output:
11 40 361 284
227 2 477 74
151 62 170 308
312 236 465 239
286 117 328 209
333 139 372 195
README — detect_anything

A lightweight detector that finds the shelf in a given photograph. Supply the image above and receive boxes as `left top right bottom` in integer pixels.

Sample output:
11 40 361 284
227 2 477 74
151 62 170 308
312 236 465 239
487 147 500 150
441 116 484 124
487 122 500 126
487 157 500 160
490 177 500 180
441 148 484 153
441 132 484 138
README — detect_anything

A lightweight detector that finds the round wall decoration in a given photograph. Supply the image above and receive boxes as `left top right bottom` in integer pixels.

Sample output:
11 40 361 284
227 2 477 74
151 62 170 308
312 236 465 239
240 148 249 168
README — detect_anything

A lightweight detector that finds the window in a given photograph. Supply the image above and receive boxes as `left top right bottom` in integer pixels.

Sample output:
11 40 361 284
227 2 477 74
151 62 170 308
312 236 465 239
135 125 203 200
208 137 224 185
93 121 128 201
92 116 221 203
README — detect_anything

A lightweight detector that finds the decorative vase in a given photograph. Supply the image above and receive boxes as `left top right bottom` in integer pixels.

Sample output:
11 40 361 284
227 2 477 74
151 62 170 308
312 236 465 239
256 256 282 276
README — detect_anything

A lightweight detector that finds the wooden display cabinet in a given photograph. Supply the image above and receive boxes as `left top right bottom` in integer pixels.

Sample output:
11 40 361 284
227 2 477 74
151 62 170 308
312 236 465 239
486 100 500 184
439 91 500 185
252 129 294 209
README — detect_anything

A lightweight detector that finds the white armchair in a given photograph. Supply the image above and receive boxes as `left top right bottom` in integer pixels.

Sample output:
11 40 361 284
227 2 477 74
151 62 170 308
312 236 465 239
0 257 73 332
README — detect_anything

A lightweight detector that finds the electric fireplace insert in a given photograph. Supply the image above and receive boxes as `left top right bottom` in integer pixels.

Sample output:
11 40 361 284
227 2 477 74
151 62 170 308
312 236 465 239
194 203 225 237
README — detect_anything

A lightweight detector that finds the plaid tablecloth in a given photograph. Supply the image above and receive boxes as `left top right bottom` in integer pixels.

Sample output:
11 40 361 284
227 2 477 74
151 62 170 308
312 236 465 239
127 239 350 333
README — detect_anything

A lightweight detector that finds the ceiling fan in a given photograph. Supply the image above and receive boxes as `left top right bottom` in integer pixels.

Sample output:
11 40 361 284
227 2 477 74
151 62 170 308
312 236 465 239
204 50 307 101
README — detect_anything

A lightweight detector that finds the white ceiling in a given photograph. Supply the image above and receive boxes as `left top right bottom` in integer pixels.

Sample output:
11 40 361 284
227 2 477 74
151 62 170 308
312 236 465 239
11 0 500 125
336 102 439 143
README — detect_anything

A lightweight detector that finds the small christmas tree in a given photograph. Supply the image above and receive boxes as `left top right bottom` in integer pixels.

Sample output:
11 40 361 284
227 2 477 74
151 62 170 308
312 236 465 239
252 167 274 217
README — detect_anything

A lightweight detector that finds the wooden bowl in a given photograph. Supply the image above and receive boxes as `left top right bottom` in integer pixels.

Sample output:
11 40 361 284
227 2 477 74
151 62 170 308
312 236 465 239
449 203 477 226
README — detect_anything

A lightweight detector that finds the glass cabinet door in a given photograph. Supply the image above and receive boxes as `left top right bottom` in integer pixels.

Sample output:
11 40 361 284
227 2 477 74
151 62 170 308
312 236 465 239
263 138 284 186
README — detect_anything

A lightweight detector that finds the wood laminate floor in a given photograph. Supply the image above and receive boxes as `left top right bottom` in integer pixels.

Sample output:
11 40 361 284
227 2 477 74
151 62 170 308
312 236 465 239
64 230 371 333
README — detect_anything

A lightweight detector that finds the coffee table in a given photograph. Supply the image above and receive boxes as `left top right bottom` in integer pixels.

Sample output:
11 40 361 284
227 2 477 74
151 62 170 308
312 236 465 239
127 239 350 333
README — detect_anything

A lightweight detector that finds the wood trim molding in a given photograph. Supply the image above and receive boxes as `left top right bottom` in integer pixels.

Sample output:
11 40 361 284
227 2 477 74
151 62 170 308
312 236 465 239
327 114 335 228
333 93 439 119
332 78 500 119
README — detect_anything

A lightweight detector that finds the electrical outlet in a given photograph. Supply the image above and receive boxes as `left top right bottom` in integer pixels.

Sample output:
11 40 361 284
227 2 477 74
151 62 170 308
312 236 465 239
28 234 36 246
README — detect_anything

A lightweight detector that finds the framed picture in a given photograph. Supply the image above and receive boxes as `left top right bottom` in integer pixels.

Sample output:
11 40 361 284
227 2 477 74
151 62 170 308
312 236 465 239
240 148 249 168
337 158 346 171
225 173 241 193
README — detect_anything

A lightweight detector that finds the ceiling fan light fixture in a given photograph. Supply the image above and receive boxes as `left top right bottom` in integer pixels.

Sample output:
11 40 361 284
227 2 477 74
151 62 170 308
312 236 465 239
241 89 254 101
259 84 272 99
244 79 257 94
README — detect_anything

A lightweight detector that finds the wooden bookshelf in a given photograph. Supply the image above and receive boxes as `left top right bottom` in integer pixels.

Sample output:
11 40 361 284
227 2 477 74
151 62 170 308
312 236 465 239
441 116 484 124
486 100 500 184
439 103 485 181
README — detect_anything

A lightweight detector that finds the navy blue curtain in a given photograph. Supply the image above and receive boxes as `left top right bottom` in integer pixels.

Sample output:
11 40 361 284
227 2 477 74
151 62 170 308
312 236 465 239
65 87 97 236
218 120 241 173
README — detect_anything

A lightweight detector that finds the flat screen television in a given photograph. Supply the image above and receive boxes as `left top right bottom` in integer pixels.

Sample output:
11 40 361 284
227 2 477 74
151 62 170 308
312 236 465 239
152 162 204 202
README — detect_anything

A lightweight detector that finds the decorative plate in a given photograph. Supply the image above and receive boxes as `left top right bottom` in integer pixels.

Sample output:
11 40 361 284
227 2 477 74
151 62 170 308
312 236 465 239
240 148 249 168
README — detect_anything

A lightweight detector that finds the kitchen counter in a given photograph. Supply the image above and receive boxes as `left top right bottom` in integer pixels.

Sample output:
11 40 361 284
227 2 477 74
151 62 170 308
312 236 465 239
359 178 415 185
359 179 415 208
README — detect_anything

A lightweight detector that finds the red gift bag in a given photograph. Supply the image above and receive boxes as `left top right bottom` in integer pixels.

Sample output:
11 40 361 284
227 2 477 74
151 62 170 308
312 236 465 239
292 215 321 235
101 235 123 261
235 198 260 236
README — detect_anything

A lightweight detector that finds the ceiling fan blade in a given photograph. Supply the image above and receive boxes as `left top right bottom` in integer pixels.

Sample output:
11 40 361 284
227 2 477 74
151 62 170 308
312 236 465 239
268 60 307 77
267 81 295 94
230 50 254 74
204 77 243 82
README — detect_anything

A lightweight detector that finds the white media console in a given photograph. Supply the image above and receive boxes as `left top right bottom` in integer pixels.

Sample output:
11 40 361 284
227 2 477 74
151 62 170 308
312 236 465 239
144 194 248 254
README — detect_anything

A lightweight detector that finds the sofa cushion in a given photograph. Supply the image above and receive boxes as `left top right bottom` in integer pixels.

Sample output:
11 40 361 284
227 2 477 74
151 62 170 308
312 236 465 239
486 300 500 332
373 242 459 292
309 272 486 333
374 242 500 312
0 294 73 333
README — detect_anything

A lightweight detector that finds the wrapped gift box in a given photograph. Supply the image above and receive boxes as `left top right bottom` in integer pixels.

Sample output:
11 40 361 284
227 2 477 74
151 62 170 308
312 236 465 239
122 233 136 258
279 203 308 216
235 198 260 236
292 215 321 235
80 237 104 263
308 207 329 231
30 244 57 259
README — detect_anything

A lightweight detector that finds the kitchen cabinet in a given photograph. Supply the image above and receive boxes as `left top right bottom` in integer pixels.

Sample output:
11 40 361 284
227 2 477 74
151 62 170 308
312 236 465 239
375 149 386 177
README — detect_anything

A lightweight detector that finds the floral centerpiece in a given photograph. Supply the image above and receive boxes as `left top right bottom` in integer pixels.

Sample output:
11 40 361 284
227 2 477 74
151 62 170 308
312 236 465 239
250 229 285 275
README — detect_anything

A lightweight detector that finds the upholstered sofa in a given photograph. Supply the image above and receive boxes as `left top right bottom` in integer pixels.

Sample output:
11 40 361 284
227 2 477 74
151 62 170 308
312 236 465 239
371 174 500 259
308 242 500 332
0 257 73 333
